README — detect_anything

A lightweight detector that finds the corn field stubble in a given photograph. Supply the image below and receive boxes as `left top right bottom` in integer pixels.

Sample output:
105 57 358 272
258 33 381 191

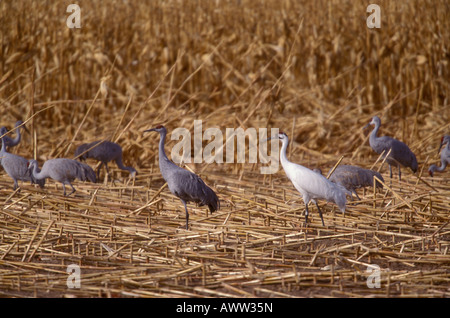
0 0 449 298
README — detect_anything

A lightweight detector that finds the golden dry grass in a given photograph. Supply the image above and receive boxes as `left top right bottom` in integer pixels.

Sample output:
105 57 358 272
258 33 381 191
0 0 449 298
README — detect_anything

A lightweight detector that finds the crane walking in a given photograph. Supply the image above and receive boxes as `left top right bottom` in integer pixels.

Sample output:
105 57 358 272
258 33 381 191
270 132 347 226
144 125 219 230
74 140 137 180
1 120 29 149
326 165 384 200
428 135 449 177
364 116 418 181
27 158 96 196
1 127 45 190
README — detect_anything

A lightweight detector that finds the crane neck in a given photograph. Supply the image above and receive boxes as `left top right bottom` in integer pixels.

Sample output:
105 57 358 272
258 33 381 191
11 128 21 145
0 137 6 155
157 129 177 173
115 157 136 174
369 122 380 144
30 161 43 179
279 137 290 168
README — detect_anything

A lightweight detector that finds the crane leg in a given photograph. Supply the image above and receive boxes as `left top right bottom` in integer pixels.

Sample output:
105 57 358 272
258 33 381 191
314 201 325 226
63 183 76 196
68 184 76 196
398 166 402 181
304 204 309 226
181 200 189 230
96 163 104 181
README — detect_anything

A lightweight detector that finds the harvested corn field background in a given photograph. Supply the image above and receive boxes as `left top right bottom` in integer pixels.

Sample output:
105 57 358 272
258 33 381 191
0 0 449 299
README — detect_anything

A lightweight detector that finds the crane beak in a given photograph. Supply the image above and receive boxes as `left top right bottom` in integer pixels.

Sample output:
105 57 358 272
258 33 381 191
363 123 371 130
21 125 31 134
144 128 157 133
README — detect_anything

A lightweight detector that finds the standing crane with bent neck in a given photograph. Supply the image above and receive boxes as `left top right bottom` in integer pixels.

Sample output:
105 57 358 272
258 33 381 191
144 125 219 230
74 140 137 180
428 135 449 177
27 158 97 196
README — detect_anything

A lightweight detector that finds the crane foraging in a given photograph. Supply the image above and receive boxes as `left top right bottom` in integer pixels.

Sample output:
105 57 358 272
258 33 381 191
428 135 449 177
144 125 219 230
270 132 347 226
74 140 137 180
1 120 29 149
0 128 45 190
27 158 96 196
364 116 418 181
326 165 384 200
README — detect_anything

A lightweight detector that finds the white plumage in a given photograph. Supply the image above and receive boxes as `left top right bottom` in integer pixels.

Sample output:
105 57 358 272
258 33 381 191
272 132 347 226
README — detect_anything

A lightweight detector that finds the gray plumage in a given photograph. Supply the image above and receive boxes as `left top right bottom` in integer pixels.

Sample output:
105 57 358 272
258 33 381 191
327 165 384 200
428 135 449 177
74 140 137 180
1 120 28 149
144 125 219 229
365 116 418 180
0 128 45 190
27 158 96 196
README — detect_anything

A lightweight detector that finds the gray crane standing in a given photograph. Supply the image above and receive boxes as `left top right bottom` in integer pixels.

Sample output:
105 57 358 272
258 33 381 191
0 127 45 190
74 140 137 180
326 164 384 200
364 116 418 181
27 158 96 196
144 125 219 230
1 120 29 149
428 135 449 177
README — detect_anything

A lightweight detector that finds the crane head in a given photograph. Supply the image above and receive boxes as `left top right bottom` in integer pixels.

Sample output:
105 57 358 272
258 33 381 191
74 144 89 161
144 125 166 134
14 120 30 134
278 132 288 140
363 116 380 130
26 159 38 171
265 131 288 142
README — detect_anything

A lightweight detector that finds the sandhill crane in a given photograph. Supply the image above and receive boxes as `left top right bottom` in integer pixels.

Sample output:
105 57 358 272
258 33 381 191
326 165 384 200
144 125 219 230
1 120 29 149
270 132 347 226
27 158 96 196
428 135 449 177
364 116 418 181
0 128 45 190
74 140 137 180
